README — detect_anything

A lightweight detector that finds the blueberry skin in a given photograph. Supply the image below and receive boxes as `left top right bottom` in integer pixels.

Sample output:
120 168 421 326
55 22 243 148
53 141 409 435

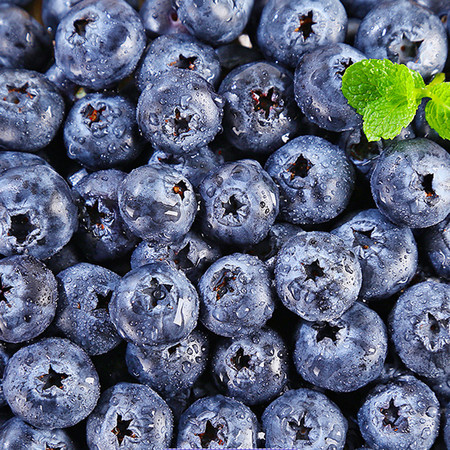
265 135 355 225
257 0 348 68
140 0 187 38
294 43 366 132
131 230 222 283
109 261 199 346
0 165 77 260
126 329 209 396
423 213 450 279
0 255 57 343
294 302 388 392
64 93 142 170
136 33 221 91
118 164 197 243
370 138 450 228
275 231 362 322
358 375 440 450
175 0 254 45
0 151 49 174
54 0 146 90
86 382 173 450
0 4 52 72
199 159 279 246
243 222 303 272
148 145 224 188
3 337 100 429
72 169 139 263
137 70 224 154
0 69 65 152
0 344 9 407
198 253 275 337
262 388 347 449
355 0 447 79
177 394 258 449
390 281 449 381
0 417 76 450
54 263 122 356
212 328 288 405
332 209 418 299
219 61 300 154
45 63 90 104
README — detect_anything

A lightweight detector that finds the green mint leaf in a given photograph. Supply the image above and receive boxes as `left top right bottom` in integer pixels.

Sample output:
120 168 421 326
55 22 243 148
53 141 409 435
425 82 450 140
342 59 424 141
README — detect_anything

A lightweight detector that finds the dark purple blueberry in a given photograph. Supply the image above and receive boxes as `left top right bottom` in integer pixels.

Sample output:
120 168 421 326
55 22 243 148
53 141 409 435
257 0 348 68
177 394 258 449
64 93 142 170
126 329 209 396
86 382 173 450
3 337 100 429
54 0 146 90
212 328 288 405
219 61 300 154
0 69 65 152
109 261 199 346
140 0 187 37
199 159 279 246
262 388 348 449
118 164 197 244
423 213 450 280
137 70 224 154
294 302 388 392
265 135 355 224
198 253 275 337
275 231 362 321
0 165 77 260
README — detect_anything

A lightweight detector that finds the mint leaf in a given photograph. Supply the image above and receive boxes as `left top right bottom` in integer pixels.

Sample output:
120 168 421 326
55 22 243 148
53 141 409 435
342 59 424 141
425 82 450 140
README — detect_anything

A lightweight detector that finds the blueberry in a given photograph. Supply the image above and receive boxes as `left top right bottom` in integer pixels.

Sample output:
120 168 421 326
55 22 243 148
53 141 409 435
86 382 173 450
176 394 258 449
45 63 90 104
0 344 9 407
137 69 224 154
358 374 441 450
118 164 197 243
219 61 300 154
0 255 57 343
390 280 449 381
54 0 146 90
423 213 450 280
109 261 199 346
257 0 348 68
355 0 448 79
0 69 65 152
136 33 221 91
262 388 348 449
275 231 362 321
0 151 49 174
140 0 187 38
294 302 388 392
199 159 279 246
54 262 122 356
332 208 418 299
131 230 222 283
148 145 224 188
265 135 355 224
294 43 366 132
198 253 275 337
0 4 51 71
72 169 139 263
370 138 450 228
175 0 254 45
212 328 288 405
126 329 209 396
64 93 143 170
3 337 100 429
0 417 76 449
0 165 77 260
